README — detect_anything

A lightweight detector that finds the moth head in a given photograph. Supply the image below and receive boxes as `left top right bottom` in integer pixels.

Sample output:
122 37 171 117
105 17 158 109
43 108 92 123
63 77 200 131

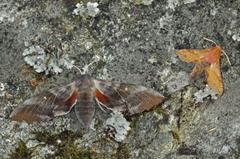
204 46 221 64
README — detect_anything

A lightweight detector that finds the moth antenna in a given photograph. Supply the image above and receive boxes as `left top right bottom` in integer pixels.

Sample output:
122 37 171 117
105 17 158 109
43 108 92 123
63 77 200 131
72 65 82 74
72 62 95 75
221 49 232 65
203 37 232 65
203 37 218 45
88 55 101 67
72 55 101 74
80 60 96 74
87 60 97 68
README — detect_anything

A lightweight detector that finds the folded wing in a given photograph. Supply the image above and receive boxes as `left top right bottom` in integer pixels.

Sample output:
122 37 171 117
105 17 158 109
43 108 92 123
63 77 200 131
205 60 223 95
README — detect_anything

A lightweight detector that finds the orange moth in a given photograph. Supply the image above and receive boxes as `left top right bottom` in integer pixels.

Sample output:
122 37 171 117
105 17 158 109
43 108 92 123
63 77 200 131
176 39 230 95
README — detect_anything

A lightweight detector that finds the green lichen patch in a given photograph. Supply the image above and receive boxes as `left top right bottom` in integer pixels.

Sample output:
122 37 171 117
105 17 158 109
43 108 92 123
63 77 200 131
32 130 86 158
32 130 80 145
10 128 131 159
8 130 105 159
8 139 34 159
113 143 132 159
170 130 181 143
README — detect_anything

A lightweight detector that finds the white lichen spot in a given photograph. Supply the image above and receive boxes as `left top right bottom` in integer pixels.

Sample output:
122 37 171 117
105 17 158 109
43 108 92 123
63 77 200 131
159 13 173 29
210 7 218 16
73 2 100 17
87 2 100 17
103 54 114 62
99 67 111 80
73 3 86 16
56 139 61 144
0 82 6 97
0 83 5 91
105 112 131 142
167 0 180 10
23 45 75 75
194 85 218 103
166 71 190 93
232 34 240 42
21 19 28 28
148 55 158 64
84 41 93 50
23 45 45 56
58 54 75 69
171 54 179 64
132 0 154 5
183 0 195 4
157 66 172 84
161 67 172 77
167 0 195 10
141 0 154 5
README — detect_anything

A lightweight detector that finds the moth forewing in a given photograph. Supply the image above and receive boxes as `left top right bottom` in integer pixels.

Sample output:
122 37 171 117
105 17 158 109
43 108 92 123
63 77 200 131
92 80 129 110
177 48 208 63
93 79 165 115
10 82 78 123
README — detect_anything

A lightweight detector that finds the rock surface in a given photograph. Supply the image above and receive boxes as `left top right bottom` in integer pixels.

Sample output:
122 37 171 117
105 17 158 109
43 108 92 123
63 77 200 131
0 0 239 158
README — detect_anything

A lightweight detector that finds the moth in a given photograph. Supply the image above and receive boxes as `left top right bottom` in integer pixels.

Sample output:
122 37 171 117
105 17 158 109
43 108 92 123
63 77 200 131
10 74 164 129
177 45 223 95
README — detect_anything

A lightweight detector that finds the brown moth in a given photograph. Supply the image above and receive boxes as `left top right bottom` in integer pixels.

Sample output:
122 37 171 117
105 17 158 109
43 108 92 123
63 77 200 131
10 74 164 129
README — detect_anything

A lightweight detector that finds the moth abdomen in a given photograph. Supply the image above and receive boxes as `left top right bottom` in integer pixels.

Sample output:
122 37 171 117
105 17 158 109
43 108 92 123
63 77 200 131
74 91 96 129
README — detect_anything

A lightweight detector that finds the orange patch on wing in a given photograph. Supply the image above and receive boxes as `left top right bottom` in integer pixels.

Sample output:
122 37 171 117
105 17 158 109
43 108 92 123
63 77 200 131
94 88 110 104
30 79 37 87
177 45 223 95
65 90 78 106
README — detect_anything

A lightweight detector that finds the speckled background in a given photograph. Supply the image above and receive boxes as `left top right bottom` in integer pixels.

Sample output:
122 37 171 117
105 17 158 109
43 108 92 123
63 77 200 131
0 0 239 158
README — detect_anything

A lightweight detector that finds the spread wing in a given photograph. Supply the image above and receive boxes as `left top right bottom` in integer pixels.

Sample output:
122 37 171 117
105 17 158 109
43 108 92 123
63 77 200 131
177 48 209 63
93 79 164 115
10 82 78 123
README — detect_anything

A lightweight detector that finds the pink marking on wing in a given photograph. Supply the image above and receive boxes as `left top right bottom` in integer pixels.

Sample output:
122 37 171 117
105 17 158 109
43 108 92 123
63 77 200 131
94 88 110 104
204 46 221 63
65 90 78 106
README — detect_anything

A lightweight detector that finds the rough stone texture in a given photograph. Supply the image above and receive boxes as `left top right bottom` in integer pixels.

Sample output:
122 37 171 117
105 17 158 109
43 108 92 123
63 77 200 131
0 0 239 158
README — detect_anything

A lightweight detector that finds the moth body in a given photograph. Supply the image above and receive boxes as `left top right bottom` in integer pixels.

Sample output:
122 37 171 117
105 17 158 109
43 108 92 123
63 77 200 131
10 74 165 129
